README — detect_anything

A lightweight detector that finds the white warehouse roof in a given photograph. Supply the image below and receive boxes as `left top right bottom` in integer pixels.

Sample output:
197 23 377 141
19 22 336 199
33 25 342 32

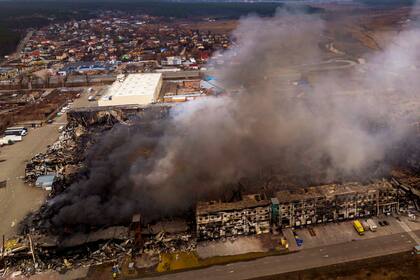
98 73 163 106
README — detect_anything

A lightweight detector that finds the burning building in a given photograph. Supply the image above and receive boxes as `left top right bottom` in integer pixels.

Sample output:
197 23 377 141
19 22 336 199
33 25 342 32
24 10 420 240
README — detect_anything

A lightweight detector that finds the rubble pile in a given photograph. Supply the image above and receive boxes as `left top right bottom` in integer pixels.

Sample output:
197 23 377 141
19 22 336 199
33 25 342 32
35 240 133 273
4 106 195 278
143 232 196 254
0 227 200 277
1 226 134 275
68 107 125 127
24 107 134 196
24 123 88 185
1 234 134 277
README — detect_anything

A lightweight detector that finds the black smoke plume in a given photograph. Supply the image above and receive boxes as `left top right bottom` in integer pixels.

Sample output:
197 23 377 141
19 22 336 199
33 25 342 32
48 10 420 228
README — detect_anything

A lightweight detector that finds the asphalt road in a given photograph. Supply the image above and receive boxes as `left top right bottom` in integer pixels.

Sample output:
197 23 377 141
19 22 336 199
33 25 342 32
141 230 419 280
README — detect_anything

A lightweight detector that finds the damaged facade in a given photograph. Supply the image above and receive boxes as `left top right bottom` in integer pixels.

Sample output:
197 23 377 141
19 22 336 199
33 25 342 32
196 180 402 239
196 194 271 240
273 180 400 228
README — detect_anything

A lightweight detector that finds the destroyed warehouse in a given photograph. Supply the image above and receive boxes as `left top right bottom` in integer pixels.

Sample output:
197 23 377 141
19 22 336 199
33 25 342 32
1 94 419 278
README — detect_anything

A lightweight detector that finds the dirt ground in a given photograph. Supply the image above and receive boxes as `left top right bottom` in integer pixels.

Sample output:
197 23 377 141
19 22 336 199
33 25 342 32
0 121 61 238
181 20 238 33
197 236 268 259
322 5 420 58
179 6 417 60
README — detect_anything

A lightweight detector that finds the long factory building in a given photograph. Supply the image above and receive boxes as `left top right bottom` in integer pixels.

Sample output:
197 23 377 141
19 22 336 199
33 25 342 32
196 180 400 240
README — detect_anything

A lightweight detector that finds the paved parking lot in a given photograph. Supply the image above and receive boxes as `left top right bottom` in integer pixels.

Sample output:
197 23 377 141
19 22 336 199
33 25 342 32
0 88 99 238
295 215 420 249
197 236 269 258
0 119 63 238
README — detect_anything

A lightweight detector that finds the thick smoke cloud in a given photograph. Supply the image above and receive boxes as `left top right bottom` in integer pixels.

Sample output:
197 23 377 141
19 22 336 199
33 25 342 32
49 10 420 227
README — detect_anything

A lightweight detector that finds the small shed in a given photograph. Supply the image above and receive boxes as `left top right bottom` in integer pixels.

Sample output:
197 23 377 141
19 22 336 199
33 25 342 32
35 174 56 190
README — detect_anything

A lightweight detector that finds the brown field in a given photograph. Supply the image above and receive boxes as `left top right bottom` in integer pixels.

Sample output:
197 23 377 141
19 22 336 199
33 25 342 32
181 19 238 33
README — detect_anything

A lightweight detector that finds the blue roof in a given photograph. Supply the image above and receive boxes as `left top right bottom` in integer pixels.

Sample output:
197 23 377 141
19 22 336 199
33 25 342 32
204 75 216 81
61 62 113 72
200 80 215 90
0 68 15 75
200 79 224 94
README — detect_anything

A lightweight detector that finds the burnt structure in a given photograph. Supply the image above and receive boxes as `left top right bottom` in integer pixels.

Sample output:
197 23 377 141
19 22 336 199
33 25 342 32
273 180 399 228
196 180 402 239
67 104 173 127
196 194 271 240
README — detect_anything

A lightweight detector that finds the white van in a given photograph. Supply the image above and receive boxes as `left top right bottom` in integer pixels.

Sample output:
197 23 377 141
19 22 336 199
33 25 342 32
366 219 378 232
5 128 27 137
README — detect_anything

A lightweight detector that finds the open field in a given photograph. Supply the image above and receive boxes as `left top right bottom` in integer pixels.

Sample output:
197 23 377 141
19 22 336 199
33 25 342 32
180 20 238 33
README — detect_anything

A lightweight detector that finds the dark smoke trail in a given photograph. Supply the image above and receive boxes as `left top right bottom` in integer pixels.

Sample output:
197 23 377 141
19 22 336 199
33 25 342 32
48 10 420 228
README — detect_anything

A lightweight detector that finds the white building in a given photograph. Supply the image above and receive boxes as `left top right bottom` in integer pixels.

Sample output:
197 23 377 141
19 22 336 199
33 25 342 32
98 73 163 106
162 56 182 66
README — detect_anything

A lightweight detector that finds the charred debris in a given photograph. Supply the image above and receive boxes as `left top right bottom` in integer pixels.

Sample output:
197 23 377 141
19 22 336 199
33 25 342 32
2 104 420 277
1 105 182 276
24 105 171 194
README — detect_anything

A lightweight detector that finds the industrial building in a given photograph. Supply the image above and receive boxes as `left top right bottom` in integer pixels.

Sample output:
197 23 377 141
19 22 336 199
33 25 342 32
196 194 271 240
98 73 163 107
196 180 401 239
273 180 399 228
